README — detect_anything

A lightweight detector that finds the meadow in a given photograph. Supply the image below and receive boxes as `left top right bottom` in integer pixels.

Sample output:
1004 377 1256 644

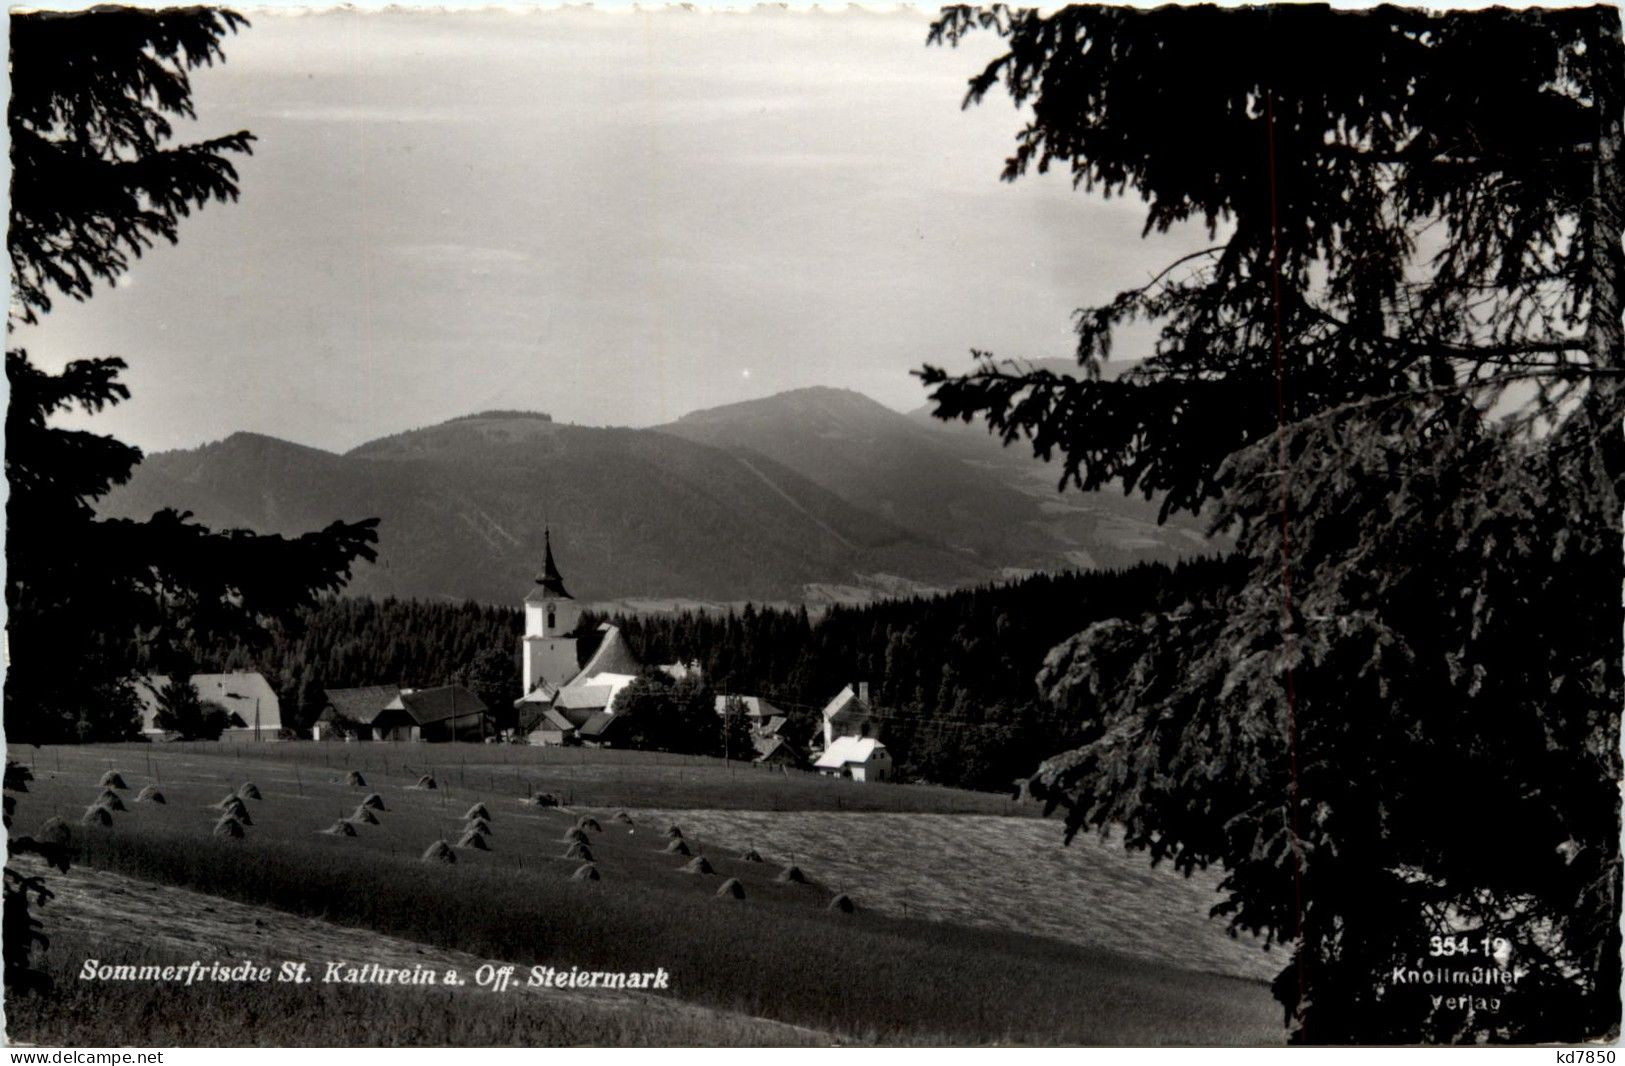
5 743 1282 1045
85 741 1031 814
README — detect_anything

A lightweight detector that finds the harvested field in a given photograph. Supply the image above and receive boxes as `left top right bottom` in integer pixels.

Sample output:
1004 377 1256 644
615 809 1277 982
6 744 1283 1044
4 857 825 1047
62 742 1027 815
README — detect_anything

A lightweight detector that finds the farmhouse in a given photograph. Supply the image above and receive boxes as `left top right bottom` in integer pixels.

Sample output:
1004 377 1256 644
810 683 889 781
715 694 786 729
752 734 804 768
135 671 283 741
313 684 400 740
315 684 491 742
818 682 877 748
813 736 893 781
717 695 805 766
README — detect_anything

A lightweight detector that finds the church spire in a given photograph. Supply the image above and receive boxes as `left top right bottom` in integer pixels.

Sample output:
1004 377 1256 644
536 526 572 599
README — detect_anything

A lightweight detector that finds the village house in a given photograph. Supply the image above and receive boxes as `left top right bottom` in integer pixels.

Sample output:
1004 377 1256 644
811 682 892 781
313 684 399 740
314 684 491 742
135 671 284 741
752 734 803 767
717 694 805 767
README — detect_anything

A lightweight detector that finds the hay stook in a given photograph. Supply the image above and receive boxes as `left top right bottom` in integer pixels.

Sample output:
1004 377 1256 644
421 839 457 864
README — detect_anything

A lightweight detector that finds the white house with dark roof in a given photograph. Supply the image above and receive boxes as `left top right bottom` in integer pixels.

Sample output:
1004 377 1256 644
813 736 892 781
810 682 889 780
818 682 876 749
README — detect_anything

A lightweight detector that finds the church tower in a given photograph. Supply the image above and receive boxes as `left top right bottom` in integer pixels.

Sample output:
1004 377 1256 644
521 528 581 694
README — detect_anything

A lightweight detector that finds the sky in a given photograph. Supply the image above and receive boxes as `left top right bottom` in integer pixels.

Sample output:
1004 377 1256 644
18 6 1201 454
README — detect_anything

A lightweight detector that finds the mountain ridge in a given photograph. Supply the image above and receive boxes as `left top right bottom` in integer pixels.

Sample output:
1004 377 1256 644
96 387 1216 606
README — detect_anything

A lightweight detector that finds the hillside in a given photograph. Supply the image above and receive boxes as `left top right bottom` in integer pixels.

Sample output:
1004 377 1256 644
97 415 977 604
661 386 1214 575
98 387 1217 606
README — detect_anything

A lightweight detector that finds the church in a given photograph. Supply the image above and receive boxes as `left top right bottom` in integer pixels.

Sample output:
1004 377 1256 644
512 530 665 745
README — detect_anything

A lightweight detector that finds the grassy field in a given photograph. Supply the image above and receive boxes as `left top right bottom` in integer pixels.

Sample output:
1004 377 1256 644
5 743 1282 1045
49 741 1031 814
608 807 1276 982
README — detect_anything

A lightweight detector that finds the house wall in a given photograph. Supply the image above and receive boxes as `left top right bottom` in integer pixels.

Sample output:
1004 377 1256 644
218 727 283 743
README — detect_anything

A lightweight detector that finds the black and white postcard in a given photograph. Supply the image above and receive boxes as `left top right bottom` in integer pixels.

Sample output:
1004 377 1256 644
3 1 1621 1049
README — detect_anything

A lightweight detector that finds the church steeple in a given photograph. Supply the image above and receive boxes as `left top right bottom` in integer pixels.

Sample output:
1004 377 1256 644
535 526 572 600
522 526 582 694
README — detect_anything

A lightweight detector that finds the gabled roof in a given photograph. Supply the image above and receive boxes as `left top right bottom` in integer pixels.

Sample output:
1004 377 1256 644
813 735 889 770
525 528 573 602
555 673 637 712
752 735 801 763
761 715 789 736
580 711 618 737
386 685 489 726
514 679 560 707
324 685 401 725
822 685 867 722
715 695 784 719
523 706 577 734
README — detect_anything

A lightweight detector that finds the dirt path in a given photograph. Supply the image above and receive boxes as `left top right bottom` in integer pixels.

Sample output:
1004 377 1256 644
15 855 832 1044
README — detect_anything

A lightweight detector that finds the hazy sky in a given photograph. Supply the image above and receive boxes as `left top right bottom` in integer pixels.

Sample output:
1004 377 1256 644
19 7 1199 454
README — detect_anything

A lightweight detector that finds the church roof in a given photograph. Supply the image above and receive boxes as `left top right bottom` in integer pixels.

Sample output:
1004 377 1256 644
526 528 572 601
568 624 642 684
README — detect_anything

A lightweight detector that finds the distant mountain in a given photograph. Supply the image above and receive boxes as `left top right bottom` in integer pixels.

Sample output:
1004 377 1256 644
97 413 980 606
660 386 1215 577
97 385 1218 608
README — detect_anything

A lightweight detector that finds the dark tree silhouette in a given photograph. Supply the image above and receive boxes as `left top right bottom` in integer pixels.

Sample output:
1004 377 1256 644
458 647 520 732
8 7 255 324
5 7 379 743
150 677 231 741
925 4 1622 1044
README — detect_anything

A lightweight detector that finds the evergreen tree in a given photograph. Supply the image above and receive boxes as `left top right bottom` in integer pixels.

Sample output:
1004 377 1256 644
5 8 379 743
926 3 1621 1042
150 677 230 741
